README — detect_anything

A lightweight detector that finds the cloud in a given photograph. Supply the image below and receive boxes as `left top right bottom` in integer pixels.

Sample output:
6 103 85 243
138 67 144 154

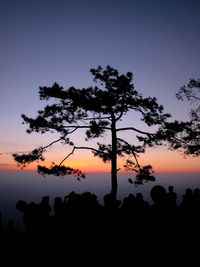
0 162 16 167
0 163 9 167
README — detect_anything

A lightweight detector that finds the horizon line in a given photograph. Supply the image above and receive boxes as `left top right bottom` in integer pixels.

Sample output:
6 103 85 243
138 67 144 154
0 168 200 175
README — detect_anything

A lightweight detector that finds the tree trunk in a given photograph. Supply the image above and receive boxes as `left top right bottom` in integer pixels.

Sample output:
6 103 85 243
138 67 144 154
111 116 118 200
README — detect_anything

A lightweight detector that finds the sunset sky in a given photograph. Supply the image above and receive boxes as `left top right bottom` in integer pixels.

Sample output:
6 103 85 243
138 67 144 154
0 0 200 174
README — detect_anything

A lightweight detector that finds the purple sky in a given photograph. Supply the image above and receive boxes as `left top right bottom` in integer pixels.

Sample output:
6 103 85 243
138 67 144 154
0 0 200 171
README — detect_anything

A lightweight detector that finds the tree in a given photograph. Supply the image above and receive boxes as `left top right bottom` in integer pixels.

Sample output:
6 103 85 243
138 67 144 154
153 79 200 157
176 78 200 122
176 79 200 156
13 65 171 199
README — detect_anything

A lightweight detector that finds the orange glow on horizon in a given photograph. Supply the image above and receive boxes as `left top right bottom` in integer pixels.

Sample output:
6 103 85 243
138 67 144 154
1 166 200 174
1 147 200 174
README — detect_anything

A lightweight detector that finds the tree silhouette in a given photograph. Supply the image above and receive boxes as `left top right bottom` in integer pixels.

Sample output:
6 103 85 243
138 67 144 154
151 79 200 157
13 65 171 199
176 79 200 156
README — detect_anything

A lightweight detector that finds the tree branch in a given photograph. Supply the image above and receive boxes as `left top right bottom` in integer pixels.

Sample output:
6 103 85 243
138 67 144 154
190 95 200 101
63 125 111 130
134 106 146 117
116 127 156 135
59 147 76 165
59 146 108 166
115 111 124 121
40 128 78 151
82 116 112 121
42 136 67 150
117 137 142 171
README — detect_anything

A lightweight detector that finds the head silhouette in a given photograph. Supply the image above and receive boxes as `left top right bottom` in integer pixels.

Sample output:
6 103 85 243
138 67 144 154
150 185 167 206
168 185 174 192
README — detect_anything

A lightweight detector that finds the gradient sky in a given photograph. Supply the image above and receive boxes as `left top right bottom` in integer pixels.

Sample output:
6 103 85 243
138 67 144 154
0 0 200 173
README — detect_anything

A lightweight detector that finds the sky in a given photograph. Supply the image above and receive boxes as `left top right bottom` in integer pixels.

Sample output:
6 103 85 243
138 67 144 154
0 0 200 174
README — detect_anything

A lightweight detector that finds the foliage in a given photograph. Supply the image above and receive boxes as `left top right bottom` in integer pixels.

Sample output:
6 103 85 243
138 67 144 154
124 159 155 186
38 163 85 180
138 78 200 157
167 79 200 157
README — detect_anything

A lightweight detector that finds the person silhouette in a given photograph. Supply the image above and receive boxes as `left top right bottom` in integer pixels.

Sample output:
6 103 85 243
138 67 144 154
181 188 193 211
193 188 200 206
167 185 177 209
150 185 167 209
0 212 3 234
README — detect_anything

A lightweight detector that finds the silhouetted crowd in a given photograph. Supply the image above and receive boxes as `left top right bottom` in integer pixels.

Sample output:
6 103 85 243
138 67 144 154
1 185 200 257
